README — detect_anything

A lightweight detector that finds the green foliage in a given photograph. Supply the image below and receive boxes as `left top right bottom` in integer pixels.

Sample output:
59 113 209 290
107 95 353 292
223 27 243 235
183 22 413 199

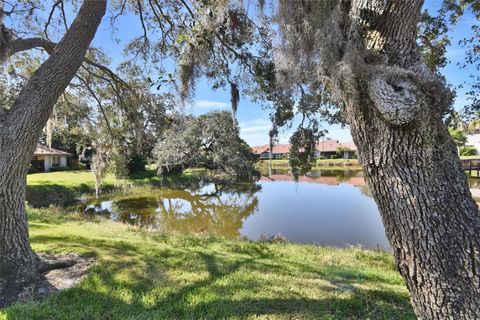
1 209 414 319
155 112 256 180
49 167 73 173
336 146 351 157
289 122 323 174
28 165 39 174
449 128 468 147
460 146 477 156
126 153 147 175
70 163 87 171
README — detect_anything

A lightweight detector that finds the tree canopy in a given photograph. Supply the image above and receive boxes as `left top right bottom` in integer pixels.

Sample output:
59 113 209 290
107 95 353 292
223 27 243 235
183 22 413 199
155 111 256 180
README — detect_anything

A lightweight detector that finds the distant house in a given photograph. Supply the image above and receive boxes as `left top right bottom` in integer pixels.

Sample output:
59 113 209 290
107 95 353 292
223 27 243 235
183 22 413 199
31 144 71 172
316 140 357 159
252 139 357 160
252 144 291 160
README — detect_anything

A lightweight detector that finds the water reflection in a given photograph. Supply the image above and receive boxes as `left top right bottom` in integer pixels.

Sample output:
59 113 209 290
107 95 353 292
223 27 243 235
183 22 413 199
85 183 260 238
262 168 365 186
78 169 394 249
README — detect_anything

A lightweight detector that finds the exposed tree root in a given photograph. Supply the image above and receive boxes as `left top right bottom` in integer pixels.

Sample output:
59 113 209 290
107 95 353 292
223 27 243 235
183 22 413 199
0 254 95 308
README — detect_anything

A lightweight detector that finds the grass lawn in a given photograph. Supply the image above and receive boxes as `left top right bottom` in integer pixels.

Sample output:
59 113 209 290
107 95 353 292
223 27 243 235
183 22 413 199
27 170 166 188
0 208 414 319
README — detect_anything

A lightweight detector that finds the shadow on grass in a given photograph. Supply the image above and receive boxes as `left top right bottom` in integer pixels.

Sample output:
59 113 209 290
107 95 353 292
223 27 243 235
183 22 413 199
4 233 415 319
26 184 116 207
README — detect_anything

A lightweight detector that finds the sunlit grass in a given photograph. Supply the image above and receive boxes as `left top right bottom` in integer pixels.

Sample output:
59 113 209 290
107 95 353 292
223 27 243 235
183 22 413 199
0 208 414 319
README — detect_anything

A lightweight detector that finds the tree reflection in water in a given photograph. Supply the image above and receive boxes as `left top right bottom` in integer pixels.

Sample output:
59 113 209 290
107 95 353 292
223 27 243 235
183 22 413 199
110 183 260 238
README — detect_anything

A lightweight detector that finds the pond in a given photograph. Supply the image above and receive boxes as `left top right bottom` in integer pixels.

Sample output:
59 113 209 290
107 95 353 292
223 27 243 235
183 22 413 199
77 169 390 249
76 169 480 250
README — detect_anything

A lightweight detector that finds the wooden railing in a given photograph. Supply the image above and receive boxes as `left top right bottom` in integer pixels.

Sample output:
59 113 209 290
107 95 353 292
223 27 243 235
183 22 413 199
461 159 480 172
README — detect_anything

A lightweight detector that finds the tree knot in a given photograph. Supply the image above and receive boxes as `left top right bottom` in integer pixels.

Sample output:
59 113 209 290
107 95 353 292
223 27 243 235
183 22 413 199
368 68 422 126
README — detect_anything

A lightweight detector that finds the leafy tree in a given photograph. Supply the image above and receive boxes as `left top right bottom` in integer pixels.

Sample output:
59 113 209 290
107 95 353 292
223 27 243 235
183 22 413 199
155 112 255 180
0 0 181 304
91 146 108 198
0 0 107 306
263 2 480 317
449 128 468 147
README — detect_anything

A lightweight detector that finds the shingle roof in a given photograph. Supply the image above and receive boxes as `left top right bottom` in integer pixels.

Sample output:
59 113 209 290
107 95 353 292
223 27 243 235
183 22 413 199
33 144 72 156
252 144 291 155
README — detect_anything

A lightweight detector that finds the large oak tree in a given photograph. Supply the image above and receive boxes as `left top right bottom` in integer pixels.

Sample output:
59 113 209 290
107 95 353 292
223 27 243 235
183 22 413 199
0 0 107 307
272 1 480 318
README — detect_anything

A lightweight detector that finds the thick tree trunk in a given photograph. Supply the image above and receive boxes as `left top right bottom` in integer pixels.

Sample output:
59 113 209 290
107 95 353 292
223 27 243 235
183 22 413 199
346 88 480 318
0 143 38 307
0 0 106 307
330 1 480 317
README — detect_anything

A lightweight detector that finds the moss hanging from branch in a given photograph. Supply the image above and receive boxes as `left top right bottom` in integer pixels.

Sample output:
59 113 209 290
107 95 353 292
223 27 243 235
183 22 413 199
91 146 107 198
230 81 239 125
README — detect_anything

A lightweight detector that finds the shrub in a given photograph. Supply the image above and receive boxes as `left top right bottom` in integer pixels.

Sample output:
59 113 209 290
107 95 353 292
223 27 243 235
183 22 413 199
330 154 339 159
127 153 147 175
28 165 39 174
71 163 87 170
460 146 477 156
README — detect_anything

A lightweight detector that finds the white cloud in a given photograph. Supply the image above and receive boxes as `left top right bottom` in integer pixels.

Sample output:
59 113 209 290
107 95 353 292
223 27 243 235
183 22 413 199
194 100 229 109
239 119 270 146
239 119 292 146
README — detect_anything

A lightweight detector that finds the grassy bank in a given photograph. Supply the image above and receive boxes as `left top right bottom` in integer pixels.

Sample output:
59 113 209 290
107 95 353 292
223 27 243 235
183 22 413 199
26 170 204 207
0 208 414 319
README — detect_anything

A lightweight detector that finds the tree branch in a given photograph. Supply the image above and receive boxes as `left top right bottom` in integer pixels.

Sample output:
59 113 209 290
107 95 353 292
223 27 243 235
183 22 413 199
44 0 63 39
8 37 55 56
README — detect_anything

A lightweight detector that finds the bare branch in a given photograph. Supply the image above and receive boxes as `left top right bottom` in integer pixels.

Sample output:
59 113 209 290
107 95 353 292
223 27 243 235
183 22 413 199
76 75 115 137
136 0 149 49
44 0 62 39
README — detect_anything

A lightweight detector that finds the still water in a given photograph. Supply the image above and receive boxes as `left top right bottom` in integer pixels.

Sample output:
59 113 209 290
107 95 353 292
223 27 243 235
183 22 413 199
80 169 395 249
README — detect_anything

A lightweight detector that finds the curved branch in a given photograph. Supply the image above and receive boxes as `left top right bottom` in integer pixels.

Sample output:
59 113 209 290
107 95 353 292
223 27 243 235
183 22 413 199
8 37 55 56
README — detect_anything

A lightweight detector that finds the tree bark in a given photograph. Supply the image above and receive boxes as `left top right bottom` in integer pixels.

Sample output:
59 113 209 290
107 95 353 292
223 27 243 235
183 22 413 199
0 0 106 307
331 0 480 318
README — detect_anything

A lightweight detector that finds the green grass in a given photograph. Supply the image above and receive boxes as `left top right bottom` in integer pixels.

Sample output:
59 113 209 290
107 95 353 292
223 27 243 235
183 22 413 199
27 170 151 187
26 170 204 207
0 208 414 319
27 169 206 187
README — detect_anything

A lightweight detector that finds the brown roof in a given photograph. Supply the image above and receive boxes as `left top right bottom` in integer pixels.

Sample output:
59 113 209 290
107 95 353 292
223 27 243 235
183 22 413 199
252 144 269 154
271 144 290 154
33 144 71 156
252 144 291 155
316 139 341 152
339 141 357 151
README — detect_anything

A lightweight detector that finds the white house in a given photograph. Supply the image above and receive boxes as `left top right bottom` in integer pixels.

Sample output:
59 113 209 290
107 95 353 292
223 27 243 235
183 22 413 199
31 144 71 172
466 134 480 155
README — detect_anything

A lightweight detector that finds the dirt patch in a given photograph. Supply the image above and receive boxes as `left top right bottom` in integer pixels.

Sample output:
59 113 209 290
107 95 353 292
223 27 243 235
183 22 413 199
14 254 96 305
42 254 95 291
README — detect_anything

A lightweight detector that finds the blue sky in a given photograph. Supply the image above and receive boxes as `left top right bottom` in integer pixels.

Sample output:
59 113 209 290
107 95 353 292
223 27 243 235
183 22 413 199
87 1 478 147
